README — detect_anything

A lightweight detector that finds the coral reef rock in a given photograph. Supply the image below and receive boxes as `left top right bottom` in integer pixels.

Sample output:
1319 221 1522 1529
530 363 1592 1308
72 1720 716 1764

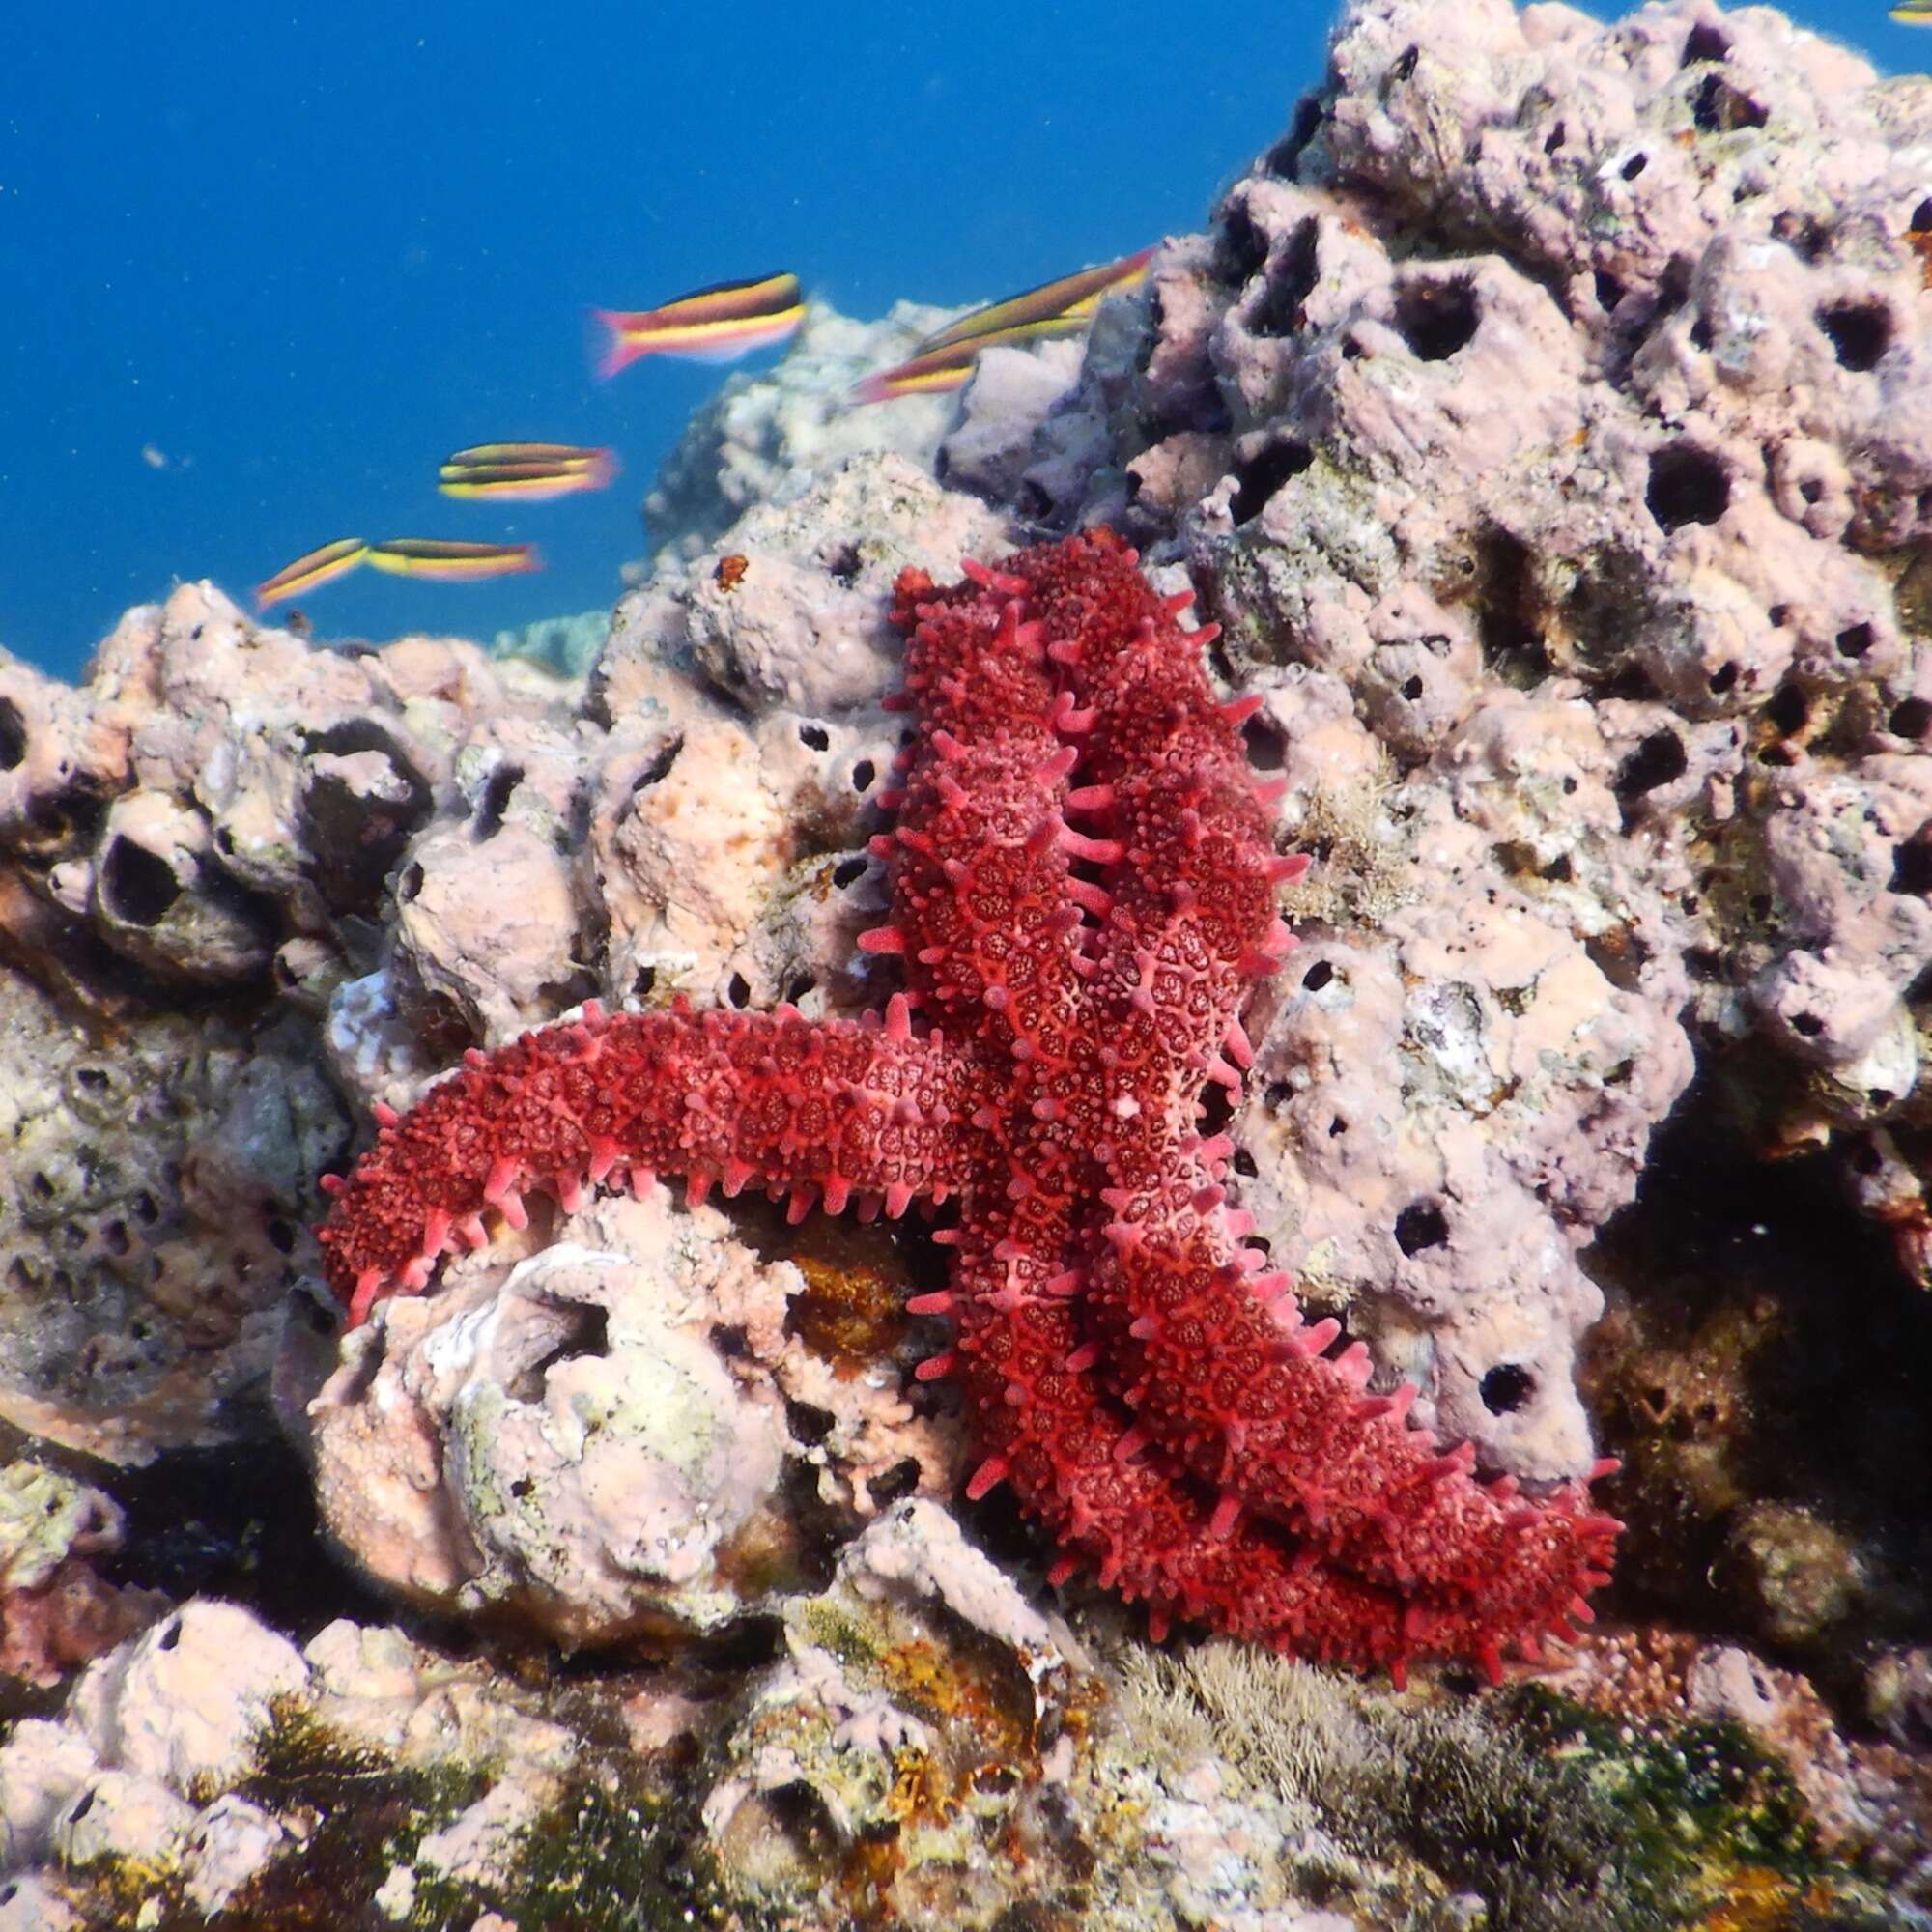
640 298 964 566
0 1460 162 1686
3 0 1932 1922
296 1184 945 1646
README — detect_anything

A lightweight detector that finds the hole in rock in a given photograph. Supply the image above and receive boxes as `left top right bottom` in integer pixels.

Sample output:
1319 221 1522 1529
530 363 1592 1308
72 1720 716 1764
727 972 752 1009
157 1618 182 1651
1614 729 1689 799
1480 1363 1536 1415
798 723 831 753
1233 1148 1259 1179
1621 152 1648 182
1765 683 1808 737
824 543 863 586
1264 96 1323 180
867 1458 923 1508
1913 197 1932 234
1889 697 1932 739
1646 444 1730 529
1836 623 1874 660
474 763 523 840
1593 270 1626 315
851 758 876 793
101 836 181 925
1302 960 1334 993
1231 440 1314 525
1890 837 1932 896
1196 1084 1235 1139
1402 675 1424 700
1817 298 1892 373
1790 1011 1824 1037
1014 478 1055 524
832 856 867 889
1242 715 1287 772
0 697 24 770
1394 1201 1449 1256
511 1305 611 1402
1215 199 1270 284
1690 73 1765 133
1682 21 1729 63
1393 278 1480 361
785 1399 837 1446
1472 527 1548 682
1544 120 1565 155
1250 218 1320 337
1709 662 1739 695
632 736 684 791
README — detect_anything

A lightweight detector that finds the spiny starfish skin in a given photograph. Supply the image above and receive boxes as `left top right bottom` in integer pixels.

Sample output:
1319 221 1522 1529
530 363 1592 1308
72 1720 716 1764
317 529 1619 1683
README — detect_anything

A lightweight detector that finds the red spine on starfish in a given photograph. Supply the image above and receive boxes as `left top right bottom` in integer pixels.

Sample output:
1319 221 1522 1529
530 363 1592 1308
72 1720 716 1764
316 529 1618 1683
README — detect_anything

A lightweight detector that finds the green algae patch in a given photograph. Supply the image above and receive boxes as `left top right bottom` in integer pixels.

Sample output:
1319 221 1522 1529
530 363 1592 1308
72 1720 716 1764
196 1707 721 1932
1118 1643 1894 1932
218 1703 493 1929
424 1763 730 1932
1502 1687 1891 1932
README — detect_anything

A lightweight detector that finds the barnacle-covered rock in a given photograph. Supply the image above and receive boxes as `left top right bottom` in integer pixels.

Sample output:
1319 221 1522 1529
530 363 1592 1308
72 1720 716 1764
0 964 344 1461
295 1184 941 1646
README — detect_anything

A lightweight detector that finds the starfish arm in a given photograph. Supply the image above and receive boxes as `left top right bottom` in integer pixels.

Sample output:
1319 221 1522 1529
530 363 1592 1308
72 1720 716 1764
1086 1224 1620 1647
317 1002 978 1321
989 527 1292 987
936 1213 1574 1679
874 571 1088 1041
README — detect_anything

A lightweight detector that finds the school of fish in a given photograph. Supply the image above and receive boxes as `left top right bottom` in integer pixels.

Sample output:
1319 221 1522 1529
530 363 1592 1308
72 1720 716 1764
251 249 1152 611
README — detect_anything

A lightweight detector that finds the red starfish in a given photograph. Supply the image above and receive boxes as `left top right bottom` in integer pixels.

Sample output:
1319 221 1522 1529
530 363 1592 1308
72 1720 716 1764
317 530 1618 1683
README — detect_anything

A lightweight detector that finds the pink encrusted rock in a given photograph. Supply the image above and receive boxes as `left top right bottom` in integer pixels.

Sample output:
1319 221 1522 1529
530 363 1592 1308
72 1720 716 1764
0 1463 162 1689
1001 0 1932 1316
294 1183 950 1646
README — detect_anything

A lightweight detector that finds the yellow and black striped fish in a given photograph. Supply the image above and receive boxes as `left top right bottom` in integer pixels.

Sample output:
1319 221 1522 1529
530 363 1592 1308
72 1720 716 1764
439 442 618 501
364 538 542 582
914 245 1155 355
589 271 805 379
850 246 1154 406
255 537 369 610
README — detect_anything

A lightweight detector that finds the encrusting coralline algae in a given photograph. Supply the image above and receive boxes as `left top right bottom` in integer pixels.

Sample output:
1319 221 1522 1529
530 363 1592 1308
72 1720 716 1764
1 0 1931 1925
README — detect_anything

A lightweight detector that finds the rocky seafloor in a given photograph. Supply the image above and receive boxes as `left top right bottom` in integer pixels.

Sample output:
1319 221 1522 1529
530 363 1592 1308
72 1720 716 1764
5 0 1932 1924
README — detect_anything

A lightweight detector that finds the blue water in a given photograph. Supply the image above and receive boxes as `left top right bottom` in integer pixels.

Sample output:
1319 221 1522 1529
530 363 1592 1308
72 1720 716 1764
0 1 1918 682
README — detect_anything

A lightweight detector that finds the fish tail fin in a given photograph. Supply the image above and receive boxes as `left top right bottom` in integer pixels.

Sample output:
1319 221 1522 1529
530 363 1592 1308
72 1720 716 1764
588 308 645 381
